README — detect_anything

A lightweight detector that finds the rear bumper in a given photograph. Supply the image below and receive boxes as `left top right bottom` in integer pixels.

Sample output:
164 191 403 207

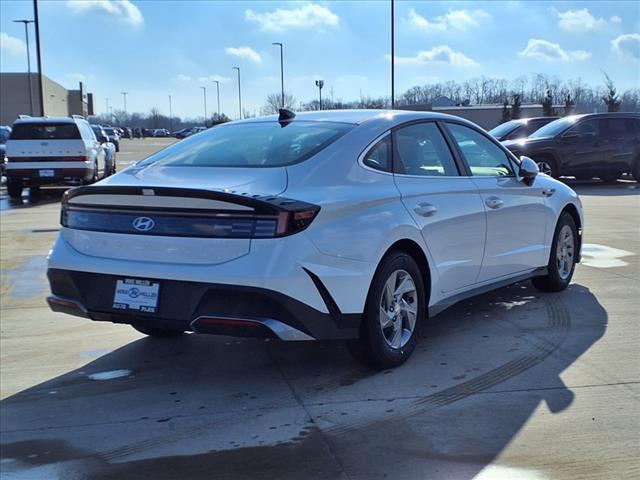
47 268 361 341
6 163 93 185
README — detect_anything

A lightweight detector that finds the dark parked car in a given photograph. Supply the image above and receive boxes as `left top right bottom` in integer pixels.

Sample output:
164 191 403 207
502 113 640 182
102 127 120 152
489 116 559 141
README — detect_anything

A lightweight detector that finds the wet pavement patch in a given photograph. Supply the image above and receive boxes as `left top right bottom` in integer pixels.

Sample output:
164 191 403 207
87 370 132 381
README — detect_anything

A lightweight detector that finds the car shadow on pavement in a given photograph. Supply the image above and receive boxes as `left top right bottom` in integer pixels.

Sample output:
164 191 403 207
0 282 607 480
564 177 639 196
0 187 67 212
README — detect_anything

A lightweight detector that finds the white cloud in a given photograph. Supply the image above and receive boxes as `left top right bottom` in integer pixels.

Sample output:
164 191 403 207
173 74 192 83
66 73 87 82
0 32 26 56
406 8 491 32
391 46 479 67
518 39 591 62
612 33 640 61
225 46 262 64
245 3 339 32
555 8 619 31
197 75 231 83
66 0 143 26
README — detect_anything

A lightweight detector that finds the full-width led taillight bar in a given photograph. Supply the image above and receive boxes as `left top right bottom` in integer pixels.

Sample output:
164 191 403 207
60 185 320 239
6 156 89 162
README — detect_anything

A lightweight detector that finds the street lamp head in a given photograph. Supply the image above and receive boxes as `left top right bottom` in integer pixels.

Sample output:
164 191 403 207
315 80 324 88
272 42 282 46
13 19 35 24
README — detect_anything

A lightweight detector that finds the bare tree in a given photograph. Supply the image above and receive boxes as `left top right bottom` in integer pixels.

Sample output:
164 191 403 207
261 92 297 115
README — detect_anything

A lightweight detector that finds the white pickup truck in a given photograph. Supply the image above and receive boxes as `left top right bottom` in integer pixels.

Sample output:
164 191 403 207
4 116 115 198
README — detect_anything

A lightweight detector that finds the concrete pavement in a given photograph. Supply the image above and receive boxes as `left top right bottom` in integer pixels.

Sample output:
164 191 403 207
1 138 638 479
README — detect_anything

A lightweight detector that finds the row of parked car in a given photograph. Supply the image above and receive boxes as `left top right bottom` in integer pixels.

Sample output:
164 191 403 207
489 113 640 182
1 111 638 200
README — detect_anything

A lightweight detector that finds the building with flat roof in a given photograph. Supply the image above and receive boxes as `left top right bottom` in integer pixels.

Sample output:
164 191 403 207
0 73 94 126
402 103 566 130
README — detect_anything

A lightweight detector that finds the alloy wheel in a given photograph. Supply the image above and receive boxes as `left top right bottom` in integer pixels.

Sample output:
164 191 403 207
556 225 575 280
537 160 553 176
379 269 418 349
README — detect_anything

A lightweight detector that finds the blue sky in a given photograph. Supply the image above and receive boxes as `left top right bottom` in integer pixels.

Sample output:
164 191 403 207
1 1 639 119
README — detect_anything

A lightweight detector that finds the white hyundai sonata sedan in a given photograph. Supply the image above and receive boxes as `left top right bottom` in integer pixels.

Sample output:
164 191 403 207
47 109 583 368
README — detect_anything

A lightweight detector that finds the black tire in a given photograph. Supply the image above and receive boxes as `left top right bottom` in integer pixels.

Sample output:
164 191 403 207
132 324 184 337
532 212 578 292
633 160 640 183
6 180 23 199
111 155 117 175
534 156 557 177
115 143 120 152
599 172 620 183
358 251 425 369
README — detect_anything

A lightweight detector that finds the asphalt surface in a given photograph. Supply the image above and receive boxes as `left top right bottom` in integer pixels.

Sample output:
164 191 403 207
1 138 639 480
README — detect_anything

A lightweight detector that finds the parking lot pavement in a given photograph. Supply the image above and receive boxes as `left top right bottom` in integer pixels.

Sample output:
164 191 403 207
1 138 638 479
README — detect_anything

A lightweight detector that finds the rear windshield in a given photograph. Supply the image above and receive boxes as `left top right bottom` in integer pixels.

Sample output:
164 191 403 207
529 116 580 139
10 123 81 140
137 121 354 168
488 120 520 139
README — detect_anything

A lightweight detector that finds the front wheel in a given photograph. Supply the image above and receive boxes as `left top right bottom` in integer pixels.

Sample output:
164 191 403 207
6 180 23 199
358 251 425 369
532 212 577 292
534 157 557 177
132 324 184 337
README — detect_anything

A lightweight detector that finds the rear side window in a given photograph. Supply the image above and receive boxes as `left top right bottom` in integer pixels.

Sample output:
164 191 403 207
363 135 391 172
602 118 634 136
138 121 354 168
10 123 81 140
446 123 513 177
394 123 458 176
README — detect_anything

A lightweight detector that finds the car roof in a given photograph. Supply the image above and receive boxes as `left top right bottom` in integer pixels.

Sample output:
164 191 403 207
228 109 479 127
12 116 86 125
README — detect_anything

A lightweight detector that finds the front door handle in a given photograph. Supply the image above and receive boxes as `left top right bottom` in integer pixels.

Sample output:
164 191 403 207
485 196 503 209
414 202 437 217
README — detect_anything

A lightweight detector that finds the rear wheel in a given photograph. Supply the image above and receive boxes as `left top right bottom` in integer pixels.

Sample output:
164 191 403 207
534 156 557 177
358 251 425 369
599 172 620 183
6 180 23 199
532 212 577 292
633 160 640 182
132 324 184 337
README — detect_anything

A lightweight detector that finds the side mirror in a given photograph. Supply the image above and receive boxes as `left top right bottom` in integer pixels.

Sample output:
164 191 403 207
519 156 539 185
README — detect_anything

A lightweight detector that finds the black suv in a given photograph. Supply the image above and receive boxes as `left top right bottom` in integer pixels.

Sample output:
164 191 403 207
502 113 640 182
489 116 559 141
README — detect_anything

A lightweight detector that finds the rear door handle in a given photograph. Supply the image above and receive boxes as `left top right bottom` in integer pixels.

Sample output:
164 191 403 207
485 196 503 209
414 202 437 217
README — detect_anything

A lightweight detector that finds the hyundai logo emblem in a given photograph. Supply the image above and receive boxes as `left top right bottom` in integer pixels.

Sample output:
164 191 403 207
132 216 155 232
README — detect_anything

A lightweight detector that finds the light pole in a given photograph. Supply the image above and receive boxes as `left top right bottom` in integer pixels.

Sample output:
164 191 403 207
315 79 324 110
211 80 220 118
200 86 207 126
390 0 395 109
120 91 128 113
105 97 110 119
272 42 284 108
168 94 173 133
232 67 242 119
13 19 35 116
33 0 44 116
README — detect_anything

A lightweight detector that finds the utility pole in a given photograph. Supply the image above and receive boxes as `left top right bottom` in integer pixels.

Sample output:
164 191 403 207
200 86 207 126
13 19 35 116
120 91 128 113
390 0 395 109
212 80 220 117
233 67 242 119
315 80 324 110
32 0 44 116
168 94 173 132
272 42 284 108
